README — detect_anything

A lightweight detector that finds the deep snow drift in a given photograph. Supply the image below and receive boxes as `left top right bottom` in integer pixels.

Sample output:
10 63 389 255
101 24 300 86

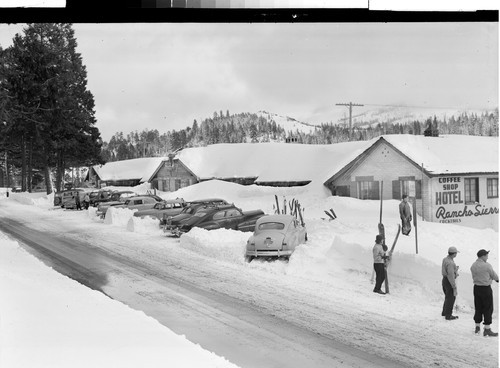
0 179 498 368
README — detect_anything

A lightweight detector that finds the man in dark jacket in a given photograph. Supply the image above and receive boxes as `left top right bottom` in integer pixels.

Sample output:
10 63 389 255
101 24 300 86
399 194 412 235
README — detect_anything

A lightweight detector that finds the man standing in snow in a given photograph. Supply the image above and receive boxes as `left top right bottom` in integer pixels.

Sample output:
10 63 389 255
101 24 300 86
75 192 82 211
399 194 412 235
441 246 459 320
373 234 388 295
470 249 499 336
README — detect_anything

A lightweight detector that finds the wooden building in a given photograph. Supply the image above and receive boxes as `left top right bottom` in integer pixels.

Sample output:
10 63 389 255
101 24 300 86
324 135 498 230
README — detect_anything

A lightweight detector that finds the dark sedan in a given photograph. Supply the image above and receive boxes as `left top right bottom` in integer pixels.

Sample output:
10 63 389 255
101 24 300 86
162 198 229 230
170 204 265 237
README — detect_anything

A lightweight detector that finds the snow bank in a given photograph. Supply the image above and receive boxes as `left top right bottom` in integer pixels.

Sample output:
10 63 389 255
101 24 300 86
126 215 163 235
104 206 137 226
0 232 239 368
180 227 249 264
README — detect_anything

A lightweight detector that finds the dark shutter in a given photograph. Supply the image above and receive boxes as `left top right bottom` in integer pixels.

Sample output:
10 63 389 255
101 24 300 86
415 180 422 200
350 181 358 199
372 181 380 200
392 180 401 200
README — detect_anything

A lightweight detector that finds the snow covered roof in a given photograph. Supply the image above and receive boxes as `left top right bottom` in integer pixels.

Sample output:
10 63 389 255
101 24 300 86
92 157 167 182
176 141 373 183
382 134 498 175
94 135 498 186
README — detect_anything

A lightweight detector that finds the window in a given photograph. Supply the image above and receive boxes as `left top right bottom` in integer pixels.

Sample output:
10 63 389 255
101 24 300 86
487 178 498 198
175 179 181 191
400 180 414 197
358 181 374 200
225 209 241 217
464 178 479 203
213 211 226 220
259 222 285 231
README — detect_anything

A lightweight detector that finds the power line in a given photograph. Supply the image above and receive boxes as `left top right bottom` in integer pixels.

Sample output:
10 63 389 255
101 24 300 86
335 102 364 137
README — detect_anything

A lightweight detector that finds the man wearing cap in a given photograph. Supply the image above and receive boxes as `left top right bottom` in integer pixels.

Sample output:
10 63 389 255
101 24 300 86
441 246 459 320
373 234 388 295
470 249 499 336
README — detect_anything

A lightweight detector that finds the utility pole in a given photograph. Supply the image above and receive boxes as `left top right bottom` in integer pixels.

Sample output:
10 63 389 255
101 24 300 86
336 102 364 139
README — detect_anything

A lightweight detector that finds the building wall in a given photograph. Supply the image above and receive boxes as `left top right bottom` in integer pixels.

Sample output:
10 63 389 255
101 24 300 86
151 161 197 192
329 141 498 231
333 141 427 206
429 174 498 231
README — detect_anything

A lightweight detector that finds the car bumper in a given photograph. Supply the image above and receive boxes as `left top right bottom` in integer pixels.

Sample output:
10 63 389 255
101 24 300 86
170 227 186 237
246 249 293 258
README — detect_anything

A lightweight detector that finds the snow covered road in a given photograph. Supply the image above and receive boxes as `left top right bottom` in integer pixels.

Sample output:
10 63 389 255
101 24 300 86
0 185 497 368
0 210 405 368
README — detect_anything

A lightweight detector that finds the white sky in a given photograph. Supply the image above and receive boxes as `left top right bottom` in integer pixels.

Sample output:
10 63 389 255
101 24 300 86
0 12 498 141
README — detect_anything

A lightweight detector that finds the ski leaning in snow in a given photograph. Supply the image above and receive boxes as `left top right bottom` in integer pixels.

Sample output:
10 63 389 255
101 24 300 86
324 209 336 221
384 224 402 294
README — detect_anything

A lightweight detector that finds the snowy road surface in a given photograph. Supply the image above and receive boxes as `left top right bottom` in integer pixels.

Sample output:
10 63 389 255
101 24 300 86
0 216 404 368
0 193 497 368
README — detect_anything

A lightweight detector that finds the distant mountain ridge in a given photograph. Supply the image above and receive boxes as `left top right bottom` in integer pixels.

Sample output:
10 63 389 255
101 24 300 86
101 106 498 163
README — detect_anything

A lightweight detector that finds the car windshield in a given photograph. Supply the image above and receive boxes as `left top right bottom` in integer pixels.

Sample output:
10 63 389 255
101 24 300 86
258 222 285 231
180 206 193 214
194 211 209 217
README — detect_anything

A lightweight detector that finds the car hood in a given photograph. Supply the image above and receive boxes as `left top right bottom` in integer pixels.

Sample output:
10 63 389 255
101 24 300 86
178 215 206 227
170 213 192 224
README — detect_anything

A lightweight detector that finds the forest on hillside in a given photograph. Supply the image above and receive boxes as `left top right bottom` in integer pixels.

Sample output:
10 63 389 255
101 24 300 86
101 109 499 162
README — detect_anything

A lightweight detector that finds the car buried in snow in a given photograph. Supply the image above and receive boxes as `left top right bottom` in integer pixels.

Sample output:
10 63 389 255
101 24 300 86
133 198 187 221
162 198 229 230
169 204 265 237
245 214 307 262
96 195 161 218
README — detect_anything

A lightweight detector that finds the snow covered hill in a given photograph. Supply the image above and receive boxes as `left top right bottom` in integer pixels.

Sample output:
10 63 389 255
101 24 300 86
302 104 495 128
257 110 320 134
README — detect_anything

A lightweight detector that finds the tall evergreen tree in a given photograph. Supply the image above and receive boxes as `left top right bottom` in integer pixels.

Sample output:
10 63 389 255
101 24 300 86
6 23 103 193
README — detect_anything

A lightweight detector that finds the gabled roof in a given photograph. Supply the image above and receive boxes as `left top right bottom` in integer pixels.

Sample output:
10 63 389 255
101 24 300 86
92 157 167 183
324 134 499 185
147 158 199 183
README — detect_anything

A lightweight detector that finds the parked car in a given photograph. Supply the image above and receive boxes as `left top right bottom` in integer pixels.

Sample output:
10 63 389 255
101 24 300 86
95 191 138 215
88 190 100 206
245 214 307 262
55 188 88 208
64 188 95 209
96 195 161 218
162 198 229 230
133 198 187 221
91 188 115 207
170 204 265 237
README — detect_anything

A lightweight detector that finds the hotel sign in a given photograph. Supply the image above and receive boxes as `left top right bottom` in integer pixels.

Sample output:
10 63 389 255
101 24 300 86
433 176 499 225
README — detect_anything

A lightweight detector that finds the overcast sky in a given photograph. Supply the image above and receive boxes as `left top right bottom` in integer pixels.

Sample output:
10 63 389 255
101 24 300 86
0 22 498 141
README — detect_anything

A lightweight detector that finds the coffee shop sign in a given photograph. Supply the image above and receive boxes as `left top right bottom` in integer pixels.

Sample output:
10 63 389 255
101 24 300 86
434 177 499 224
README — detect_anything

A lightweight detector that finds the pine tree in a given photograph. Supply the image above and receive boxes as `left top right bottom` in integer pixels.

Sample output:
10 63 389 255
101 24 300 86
6 23 103 192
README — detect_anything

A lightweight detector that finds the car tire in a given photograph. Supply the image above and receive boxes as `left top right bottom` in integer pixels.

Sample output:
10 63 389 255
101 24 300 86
245 256 254 263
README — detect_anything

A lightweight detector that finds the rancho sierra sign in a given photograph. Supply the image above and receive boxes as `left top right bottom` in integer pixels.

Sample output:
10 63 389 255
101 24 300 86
431 176 499 228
